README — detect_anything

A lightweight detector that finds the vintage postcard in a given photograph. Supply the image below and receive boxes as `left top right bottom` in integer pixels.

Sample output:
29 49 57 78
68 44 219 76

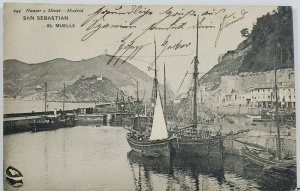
3 3 296 191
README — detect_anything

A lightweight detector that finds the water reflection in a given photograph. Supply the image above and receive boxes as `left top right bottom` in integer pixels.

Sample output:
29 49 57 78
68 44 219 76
128 151 226 191
3 126 296 191
241 162 296 191
128 150 296 191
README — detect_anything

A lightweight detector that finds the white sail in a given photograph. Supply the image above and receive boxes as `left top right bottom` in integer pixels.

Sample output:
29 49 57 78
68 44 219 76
149 89 168 140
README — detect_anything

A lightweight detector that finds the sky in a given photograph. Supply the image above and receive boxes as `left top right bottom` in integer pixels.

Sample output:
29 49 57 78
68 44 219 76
3 3 276 93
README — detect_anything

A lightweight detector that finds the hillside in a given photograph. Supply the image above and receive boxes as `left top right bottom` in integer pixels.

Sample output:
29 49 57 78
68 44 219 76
200 6 294 91
23 76 124 102
4 55 174 101
239 6 293 73
200 38 252 91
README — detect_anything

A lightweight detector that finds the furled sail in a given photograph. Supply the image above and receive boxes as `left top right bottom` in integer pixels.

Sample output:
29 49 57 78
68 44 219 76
149 89 168 140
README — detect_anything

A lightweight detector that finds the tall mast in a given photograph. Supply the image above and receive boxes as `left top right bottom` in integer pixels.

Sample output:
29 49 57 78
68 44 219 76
136 80 139 102
44 82 47 115
144 98 147 116
63 83 65 113
274 67 282 160
154 36 158 98
143 89 147 116
136 80 140 128
128 97 132 114
193 16 199 128
164 63 167 114
136 80 140 114
151 36 158 117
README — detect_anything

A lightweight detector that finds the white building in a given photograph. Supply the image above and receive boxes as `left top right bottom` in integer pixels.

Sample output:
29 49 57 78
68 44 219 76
218 89 252 107
249 81 295 109
97 76 103 81
278 81 296 108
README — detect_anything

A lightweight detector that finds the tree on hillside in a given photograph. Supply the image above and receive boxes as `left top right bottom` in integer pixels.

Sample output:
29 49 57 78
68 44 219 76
240 28 250 38
239 6 294 73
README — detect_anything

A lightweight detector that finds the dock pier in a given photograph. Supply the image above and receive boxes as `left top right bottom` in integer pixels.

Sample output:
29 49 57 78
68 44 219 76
4 109 77 135
3 107 134 135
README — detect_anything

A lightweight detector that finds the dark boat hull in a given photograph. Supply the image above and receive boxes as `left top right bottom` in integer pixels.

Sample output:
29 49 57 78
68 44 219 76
127 134 171 157
6 177 23 188
6 166 23 188
30 122 62 132
241 146 296 167
60 119 78 128
30 117 78 132
172 136 224 158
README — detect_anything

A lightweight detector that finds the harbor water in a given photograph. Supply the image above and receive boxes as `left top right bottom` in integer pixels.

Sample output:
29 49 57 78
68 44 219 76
3 126 296 191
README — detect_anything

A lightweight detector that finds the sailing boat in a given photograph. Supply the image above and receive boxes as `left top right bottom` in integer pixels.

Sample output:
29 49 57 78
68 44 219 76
170 16 224 158
241 67 296 174
126 38 172 158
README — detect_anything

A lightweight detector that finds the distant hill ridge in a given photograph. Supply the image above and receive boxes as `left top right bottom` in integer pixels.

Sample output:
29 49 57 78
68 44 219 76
4 54 174 101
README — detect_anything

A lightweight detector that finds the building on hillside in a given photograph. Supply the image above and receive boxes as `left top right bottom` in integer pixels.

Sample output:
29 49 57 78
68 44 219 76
277 81 296 109
249 85 273 108
204 68 296 111
249 81 295 109
218 89 252 107
97 76 103 81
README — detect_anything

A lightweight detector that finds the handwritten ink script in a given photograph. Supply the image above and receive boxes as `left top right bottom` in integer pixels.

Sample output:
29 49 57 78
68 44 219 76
7 5 249 66
215 9 248 47
80 6 249 65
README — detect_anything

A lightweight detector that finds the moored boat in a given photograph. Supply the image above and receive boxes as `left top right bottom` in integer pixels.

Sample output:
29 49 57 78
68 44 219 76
173 131 224 158
241 145 295 168
30 115 62 132
59 113 78 127
6 166 23 187
126 39 173 158
127 87 173 157
127 135 171 157
58 83 79 127
170 16 224 158
241 67 296 173
30 83 78 132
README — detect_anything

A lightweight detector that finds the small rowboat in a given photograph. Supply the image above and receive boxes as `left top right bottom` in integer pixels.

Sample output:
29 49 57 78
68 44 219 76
6 166 23 187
